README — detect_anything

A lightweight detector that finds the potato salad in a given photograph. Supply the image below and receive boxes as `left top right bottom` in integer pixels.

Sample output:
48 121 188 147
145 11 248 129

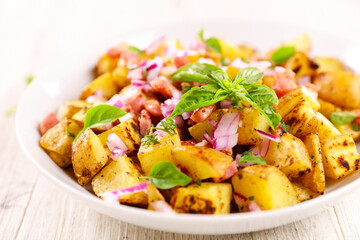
39 30 360 214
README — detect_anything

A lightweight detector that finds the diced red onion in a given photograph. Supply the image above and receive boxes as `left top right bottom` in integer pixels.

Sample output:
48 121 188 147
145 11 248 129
249 61 272 71
98 182 149 205
151 200 176 214
195 140 207 146
231 58 249 69
146 63 157 71
131 79 152 91
146 57 164 81
119 113 134 123
160 99 175 118
127 67 144 80
255 129 281 143
107 133 128 154
113 100 123 108
235 153 242 162
140 60 147 67
211 113 240 151
198 57 216 65
173 115 184 128
260 138 270 158
181 111 192 120
248 201 261 212
251 146 261 157
86 90 105 104
172 89 182 101
146 35 166 55
203 133 213 145
110 147 126 160
213 161 238 182
298 75 311 86
208 118 217 127
220 99 233 108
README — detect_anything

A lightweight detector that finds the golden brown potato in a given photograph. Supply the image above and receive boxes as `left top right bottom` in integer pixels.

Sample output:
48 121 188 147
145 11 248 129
317 98 338 118
172 146 233 181
40 119 81 167
314 57 344 73
61 100 89 119
72 129 109 185
285 34 312 53
292 182 319 202
337 124 360 141
264 133 312 179
147 183 166 210
98 119 141 154
112 67 130 88
232 165 299 210
92 156 147 207
170 183 232 214
96 54 119 76
300 134 325 194
276 86 320 118
285 52 318 81
283 100 319 139
321 134 360 179
314 71 360 109
138 133 181 176
80 72 119 100
71 107 88 127
315 112 341 141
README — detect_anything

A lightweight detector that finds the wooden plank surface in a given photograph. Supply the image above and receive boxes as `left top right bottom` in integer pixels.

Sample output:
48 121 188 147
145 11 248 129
1 0 360 239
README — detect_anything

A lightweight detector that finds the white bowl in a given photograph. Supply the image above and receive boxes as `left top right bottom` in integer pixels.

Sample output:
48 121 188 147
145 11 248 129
16 20 360 234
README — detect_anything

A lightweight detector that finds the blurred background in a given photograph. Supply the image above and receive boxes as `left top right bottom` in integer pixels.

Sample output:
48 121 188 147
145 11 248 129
1 0 360 113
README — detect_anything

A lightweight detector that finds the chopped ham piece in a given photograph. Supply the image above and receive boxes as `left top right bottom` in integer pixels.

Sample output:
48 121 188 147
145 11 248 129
39 113 59 136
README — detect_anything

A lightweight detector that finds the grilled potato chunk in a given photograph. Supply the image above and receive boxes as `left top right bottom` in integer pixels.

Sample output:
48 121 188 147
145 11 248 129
170 183 232 214
80 72 118 100
96 54 119 76
147 183 167 210
98 119 141 154
292 182 319 202
300 134 325 194
40 119 81 167
318 98 337 118
72 129 109 185
71 107 88 127
285 52 318 81
314 71 360 109
283 100 319 139
232 165 299 210
314 57 344 73
264 133 312 179
276 86 320 118
138 133 181 176
61 100 89 119
285 34 311 53
321 135 360 179
111 67 130 88
337 124 360 141
315 112 341 141
92 156 147 207
172 146 233 181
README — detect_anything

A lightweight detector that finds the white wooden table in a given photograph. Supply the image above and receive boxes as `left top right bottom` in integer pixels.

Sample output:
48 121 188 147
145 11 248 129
1 0 360 239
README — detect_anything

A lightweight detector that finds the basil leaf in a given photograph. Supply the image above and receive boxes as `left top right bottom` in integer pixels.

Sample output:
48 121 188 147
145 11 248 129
170 84 228 118
271 46 296 65
210 70 232 89
353 122 359 131
66 127 75 138
198 29 204 42
330 112 357 125
171 63 222 84
146 161 192 189
205 38 221 54
280 120 290 132
74 104 127 141
247 84 278 107
128 46 144 55
233 67 264 86
239 155 266 165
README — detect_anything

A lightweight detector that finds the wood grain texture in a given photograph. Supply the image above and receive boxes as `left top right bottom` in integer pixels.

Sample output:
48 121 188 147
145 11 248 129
1 0 360 239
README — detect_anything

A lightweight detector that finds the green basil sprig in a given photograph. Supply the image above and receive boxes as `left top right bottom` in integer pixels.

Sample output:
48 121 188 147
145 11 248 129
238 154 266 165
271 46 296 65
198 29 221 54
74 104 127 141
143 161 192 189
329 112 357 125
128 46 144 55
170 63 281 130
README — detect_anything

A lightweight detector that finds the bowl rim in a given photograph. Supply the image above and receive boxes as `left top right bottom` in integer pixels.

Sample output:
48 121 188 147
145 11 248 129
15 19 360 233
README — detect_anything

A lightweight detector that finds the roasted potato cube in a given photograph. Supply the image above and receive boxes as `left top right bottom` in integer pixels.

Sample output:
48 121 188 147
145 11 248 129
170 183 232 214
219 39 244 61
98 119 141 154
292 182 319 202
112 67 130 88
321 135 360 179
300 134 325 194
337 124 360 141
318 98 338 118
226 66 240 79
264 133 312 179
232 165 299 210
285 52 318 81
80 72 118 100
71 107 88 127
314 57 344 73
188 117 214 142
172 146 233 181
72 129 109 185
40 119 81 167
96 54 119 76
283 100 320 138
314 71 360 109
138 133 181 175
276 86 320 118
92 156 147 207
316 112 341 141
147 183 167 210
61 100 89 120
285 34 311 53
